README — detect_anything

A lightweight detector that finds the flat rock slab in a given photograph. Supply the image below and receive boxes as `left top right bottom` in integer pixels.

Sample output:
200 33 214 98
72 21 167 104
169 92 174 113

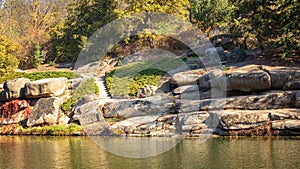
25 77 67 98
272 120 300 130
170 69 207 86
101 95 175 119
177 90 300 113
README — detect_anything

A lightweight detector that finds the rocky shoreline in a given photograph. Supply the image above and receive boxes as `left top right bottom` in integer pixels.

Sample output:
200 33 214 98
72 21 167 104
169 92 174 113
80 64 300 137
0 64 299 137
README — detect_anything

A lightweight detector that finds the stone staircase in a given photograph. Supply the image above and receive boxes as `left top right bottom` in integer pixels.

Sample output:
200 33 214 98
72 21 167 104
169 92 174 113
95 76 111 99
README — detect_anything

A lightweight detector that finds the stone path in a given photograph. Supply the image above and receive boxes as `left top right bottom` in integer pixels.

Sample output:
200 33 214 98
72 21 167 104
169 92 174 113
95 75 111 99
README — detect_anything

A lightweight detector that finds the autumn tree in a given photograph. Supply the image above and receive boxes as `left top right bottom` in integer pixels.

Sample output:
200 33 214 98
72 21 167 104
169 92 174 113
0 0 70 68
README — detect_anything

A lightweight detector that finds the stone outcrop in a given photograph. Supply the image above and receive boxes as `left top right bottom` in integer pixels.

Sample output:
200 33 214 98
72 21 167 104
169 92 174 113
25 77 68 98
27 97 62 127
98 64 300 137
0 63 299 137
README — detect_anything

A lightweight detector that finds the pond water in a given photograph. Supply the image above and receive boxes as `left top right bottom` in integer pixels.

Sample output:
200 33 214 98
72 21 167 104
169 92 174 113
0 136 300 169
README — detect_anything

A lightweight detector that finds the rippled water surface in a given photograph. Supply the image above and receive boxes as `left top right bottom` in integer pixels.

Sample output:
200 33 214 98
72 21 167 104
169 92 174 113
0 136 300 169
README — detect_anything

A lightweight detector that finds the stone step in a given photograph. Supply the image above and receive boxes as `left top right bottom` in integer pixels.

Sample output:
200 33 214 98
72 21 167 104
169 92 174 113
94 76 112 99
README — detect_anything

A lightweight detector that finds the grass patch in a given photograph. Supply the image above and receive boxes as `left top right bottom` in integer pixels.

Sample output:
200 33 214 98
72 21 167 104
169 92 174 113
62 78 99 112
0 71 81 83
18 124 83 135
106 57 184 96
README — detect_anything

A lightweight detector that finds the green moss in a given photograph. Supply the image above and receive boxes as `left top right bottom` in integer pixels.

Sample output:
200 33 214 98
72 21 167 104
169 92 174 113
0 71 80 84
62 78 99 111
106 57 183 96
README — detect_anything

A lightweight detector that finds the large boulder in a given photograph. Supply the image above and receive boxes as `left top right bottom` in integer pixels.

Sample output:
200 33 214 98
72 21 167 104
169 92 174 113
198 65 271 92
0 100 31 124
27 97 62 127
25 77 67 98
157 76 172 93
3 78 31 99
226 65 271 92
263 66 300 89
227 48 247 63
171 69 207 86
73 100 102 123
74 100 111 136
210 34 236 50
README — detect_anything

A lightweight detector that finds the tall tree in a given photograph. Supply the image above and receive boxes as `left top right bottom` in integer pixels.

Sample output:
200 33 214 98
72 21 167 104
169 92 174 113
52 0 119 62
190 0 233 34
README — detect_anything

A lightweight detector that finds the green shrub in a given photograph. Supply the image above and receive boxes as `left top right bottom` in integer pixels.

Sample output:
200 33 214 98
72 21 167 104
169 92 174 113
106 57 183 96
0 71 80 84
33 43 44 68
62 78 99 111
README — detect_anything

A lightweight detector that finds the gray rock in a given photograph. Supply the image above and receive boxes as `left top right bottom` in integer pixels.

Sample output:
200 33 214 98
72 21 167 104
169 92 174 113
177 91 299 112
219 110 270 130
171 69 207 86
178 89 226 100
27 97 62 126
263 66 300 89
173 85 199 95
198 65 271 92
211 34 236 50
214 91 299 110
226 65 271 92
136 85 157 98
73 100 102 123
0 90 9 102
283 79 300 90
4 78 31 99
25 77 67 98
227 48 247 63
283 120 300 130
110 115 159 134
268 109 300 120
157 76 172 93
101 96 175 119
272 120 300 130
74 100 112 136
178 112 209 125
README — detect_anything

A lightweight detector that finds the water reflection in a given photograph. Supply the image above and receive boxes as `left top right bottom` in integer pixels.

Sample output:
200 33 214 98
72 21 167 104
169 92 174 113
0 136 300 169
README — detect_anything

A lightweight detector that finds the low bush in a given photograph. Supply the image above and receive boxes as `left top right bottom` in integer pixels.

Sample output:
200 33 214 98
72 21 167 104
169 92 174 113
62 78 99 112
